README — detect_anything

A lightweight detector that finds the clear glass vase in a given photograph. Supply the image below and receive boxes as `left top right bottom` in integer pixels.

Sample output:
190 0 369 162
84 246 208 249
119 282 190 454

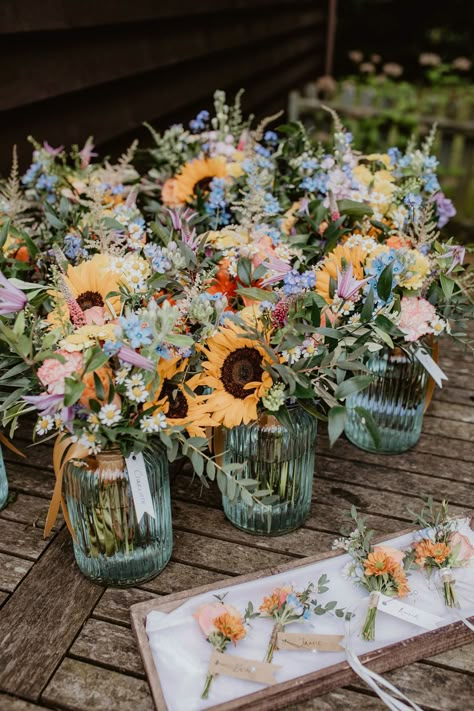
0 445 8 510
63 442 172 586
221 406 317 536
344 346 429 453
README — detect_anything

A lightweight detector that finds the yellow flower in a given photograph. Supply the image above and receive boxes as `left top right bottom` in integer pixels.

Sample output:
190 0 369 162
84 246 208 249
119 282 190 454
366 153 392 169
59 323 118 352
281 201 301 235
146 358 217 438
173 157 228 204
399 250 430 290
206 226 250 251
316 244 367 303
197 321 274 428
352 164 373 187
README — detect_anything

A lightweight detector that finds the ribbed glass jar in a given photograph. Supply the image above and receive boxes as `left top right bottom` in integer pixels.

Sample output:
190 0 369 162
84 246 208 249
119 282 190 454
345 346 429 453
221 406 317 535
63 442 172 586
0 445 8 510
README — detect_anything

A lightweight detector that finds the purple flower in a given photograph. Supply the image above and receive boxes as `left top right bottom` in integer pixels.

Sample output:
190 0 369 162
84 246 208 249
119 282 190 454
433 192 456 228
336 263 369 300
23 393 63 415
297 197 310 216
441 244 466 275
260 256 293 287
0 272 27 315
79 137 98 168
118 346 155 371
43 141 64 156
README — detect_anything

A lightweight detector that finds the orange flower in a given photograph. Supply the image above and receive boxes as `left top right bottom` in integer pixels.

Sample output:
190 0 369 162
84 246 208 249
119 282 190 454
80 365 119 408
214 612 247 645
207 259 237 303
259 586 292 615
161 178 182 207
386 234 408 249
364 550 398 576
392 565 410 597
414 539 451 566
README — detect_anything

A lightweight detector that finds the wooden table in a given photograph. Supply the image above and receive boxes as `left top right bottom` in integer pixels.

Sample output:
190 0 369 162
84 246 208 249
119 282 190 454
0 338 473 711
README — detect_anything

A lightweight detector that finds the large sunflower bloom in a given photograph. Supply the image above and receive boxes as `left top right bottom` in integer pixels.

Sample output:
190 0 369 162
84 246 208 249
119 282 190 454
198 321 274 428
48 254 124 327
173 157 228 204
147 358 217 438
316 244 367 303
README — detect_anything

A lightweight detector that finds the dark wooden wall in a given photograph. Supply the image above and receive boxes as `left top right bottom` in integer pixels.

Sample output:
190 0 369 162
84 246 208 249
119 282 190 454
0 1 327 172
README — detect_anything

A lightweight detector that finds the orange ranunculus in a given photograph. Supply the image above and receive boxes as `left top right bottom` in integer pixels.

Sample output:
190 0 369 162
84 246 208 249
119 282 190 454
386 234 408 249
363 550 398 576
414 539 451 567
80 365 120 408
214 611 247 645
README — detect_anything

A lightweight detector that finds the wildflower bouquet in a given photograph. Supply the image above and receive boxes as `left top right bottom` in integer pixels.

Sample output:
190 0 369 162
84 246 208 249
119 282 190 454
408 498 474 608
194 596 247 699
333 507 410 641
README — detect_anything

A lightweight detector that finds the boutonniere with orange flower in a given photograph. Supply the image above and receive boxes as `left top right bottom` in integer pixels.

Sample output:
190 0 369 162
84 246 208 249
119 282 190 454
254 578 346 663
194 595 247 699
333 506 410 641
408 498 474 608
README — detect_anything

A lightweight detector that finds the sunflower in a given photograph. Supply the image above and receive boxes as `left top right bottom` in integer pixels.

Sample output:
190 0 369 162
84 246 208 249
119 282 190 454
48 254 124 327
146 357 217 438
197 321 274 428
316 244 367 303
173 157 228 204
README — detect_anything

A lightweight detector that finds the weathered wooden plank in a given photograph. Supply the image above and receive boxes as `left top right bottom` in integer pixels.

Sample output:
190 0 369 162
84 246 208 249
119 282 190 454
0 551 33 593
318 437 474 483
428 401 474 423
0 517 52 560
0 492 62 529
0 529 103 701
70 618 145 676
352 660 474 711
426 641 474 674
433 387 474 406
0 0 316 33
0 10 321 110
172 530 295 575
93 587 159 627
317 452 474 500
3 462 55 498
423 415 474 442
42 658 154 711
139 561 230 595
286 688 386 710
0 695 51 711
172 499 335 556
0 591 8 606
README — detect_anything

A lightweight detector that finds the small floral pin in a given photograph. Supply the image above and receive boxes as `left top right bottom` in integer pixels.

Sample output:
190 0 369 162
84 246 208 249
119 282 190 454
194 594 247 699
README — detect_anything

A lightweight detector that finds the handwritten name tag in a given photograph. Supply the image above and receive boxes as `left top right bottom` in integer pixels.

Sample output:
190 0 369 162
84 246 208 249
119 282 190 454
415 348 448 388
208 650 280 685
125 452 156 522
277 632 344 652
378 594 442 630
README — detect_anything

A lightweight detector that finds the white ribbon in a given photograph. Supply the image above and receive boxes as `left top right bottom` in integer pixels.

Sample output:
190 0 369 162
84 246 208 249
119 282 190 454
343 597 423 711
439 568 474 632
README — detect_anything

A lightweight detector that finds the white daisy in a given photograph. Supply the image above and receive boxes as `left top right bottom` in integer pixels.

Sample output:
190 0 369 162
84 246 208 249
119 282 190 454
79 431 102 455
36 415 54 435
87 413 101 432
98 404 121 426
126 383 148 403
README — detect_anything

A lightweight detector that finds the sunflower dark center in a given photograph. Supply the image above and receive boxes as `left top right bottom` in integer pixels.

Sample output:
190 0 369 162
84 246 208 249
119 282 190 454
76 290 104 310
221 347 263 400
161 379 188 419
194 177 213 194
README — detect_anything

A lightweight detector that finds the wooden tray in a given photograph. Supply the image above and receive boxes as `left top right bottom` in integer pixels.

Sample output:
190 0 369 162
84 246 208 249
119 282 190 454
130 520 474 711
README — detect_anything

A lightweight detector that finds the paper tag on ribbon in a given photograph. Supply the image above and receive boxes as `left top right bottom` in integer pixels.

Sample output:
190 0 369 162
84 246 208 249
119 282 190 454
378 593 443 630
277 632 344 652
208 650 281 685
415 347 448 388
125 452 155 522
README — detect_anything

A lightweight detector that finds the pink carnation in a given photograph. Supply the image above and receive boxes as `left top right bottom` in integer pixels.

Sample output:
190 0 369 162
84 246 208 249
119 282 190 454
193 602 242 638
37 350 84 394
449 531 474 562
398 297 435 342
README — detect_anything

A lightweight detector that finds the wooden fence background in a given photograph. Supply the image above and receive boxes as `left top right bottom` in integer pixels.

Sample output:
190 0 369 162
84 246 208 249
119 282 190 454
0 0 327 172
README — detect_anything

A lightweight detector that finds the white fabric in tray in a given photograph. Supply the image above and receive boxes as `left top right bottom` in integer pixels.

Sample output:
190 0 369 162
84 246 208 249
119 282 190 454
146 518 474 711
